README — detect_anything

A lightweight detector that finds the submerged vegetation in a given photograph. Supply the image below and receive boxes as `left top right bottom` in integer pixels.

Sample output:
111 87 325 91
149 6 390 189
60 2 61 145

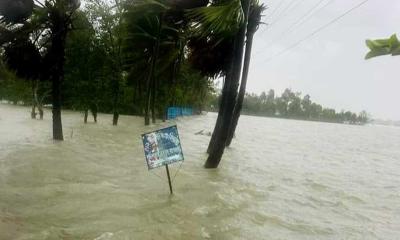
209 88 369 125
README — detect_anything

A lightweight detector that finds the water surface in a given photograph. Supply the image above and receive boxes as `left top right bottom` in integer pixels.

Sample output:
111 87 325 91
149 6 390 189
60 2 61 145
1 104 399 239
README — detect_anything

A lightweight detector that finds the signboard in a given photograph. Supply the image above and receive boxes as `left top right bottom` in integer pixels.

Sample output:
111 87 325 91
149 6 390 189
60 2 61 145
141 125 184 170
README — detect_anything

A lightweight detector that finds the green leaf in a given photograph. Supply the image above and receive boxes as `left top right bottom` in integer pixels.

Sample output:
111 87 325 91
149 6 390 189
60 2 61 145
365 39 389 50
389 34 400 51
365 48 391 60
391 46 400 56
365 34 400 59
186 0 244 37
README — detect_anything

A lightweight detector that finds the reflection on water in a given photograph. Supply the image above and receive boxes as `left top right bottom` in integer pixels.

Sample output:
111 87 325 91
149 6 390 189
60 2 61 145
1 104 400 239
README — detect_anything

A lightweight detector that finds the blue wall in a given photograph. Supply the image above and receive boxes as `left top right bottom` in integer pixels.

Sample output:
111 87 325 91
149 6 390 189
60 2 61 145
167 107 193 120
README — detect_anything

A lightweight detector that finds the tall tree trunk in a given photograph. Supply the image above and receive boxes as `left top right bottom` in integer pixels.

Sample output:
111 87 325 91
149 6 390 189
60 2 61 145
31 105 37 119
206 76 227 153
144 14 162 125
38 85 45 120
151 71 157 123
91 103 98 123
84 109 88 123
112 76 120 126
162 107 166 122
31 79 37 119
206 76 225 153
133 78 140 114
49 11 68 141
38 106 43 120
169 39 184 107
144 67 152 125
113 111 119 125
205 0 250 168
226 30 255 147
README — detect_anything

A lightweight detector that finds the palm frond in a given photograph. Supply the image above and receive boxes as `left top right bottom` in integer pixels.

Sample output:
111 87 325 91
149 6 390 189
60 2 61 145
186 0 243 37
247 0 266 34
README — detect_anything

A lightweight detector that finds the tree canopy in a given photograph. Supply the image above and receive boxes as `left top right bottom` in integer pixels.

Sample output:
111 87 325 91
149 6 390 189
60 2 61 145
209 88 369 125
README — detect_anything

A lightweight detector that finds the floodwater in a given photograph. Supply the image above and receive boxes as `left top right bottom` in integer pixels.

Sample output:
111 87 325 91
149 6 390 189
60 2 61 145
1 103 400 240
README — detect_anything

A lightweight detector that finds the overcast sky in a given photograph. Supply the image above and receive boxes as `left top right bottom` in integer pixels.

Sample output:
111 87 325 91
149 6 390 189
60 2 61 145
247 0 400 120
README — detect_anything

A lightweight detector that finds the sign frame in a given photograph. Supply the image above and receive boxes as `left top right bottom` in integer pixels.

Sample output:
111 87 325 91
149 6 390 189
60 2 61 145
141 125 185 171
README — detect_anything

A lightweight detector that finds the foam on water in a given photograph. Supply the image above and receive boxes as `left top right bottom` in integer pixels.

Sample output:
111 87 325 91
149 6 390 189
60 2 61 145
1 104 400 239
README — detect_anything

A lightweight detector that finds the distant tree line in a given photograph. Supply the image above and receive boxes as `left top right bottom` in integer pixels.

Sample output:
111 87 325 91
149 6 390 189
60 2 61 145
208 88 369 125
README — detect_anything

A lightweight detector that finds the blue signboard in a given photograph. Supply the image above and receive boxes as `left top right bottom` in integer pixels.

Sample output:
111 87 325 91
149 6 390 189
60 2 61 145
141 125 184 170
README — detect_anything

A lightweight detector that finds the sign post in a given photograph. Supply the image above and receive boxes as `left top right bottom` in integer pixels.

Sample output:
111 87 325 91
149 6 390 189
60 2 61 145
165 165 173 194
141 125 184 194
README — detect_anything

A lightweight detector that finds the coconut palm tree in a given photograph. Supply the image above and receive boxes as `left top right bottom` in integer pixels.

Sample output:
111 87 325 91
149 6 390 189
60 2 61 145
225 0 265 147
202 0 251 168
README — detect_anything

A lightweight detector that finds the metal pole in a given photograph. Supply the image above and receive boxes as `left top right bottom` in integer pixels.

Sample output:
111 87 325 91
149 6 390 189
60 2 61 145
165 164 173 194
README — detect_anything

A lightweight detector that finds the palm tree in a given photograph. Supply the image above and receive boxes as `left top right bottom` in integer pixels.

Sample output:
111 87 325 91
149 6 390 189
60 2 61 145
225 0 265 147
185 0 244 157
204 0 251 168
47 1 81 140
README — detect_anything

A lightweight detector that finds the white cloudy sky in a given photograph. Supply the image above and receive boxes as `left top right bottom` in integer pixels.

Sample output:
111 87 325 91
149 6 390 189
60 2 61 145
247 0 400 120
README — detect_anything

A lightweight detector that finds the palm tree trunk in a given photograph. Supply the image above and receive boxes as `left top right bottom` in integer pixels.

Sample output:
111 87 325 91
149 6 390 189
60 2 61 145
226 30 255 147
49 12 68 141
145 14 162 125
205 0 250 168
206 76 227 153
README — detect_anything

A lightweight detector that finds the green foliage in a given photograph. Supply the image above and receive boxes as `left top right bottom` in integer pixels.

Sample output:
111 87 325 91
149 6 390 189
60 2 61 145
0 60 31 104
1 0 234 122
247 0 265 34
64 11 104 111
209 88 370 125
187 0 243 38
365 34 400 59
64 0 215 118
3 38 42 80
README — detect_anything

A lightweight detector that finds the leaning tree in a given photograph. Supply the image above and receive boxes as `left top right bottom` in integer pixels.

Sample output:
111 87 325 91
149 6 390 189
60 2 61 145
198 0 250 168
225 0 265 147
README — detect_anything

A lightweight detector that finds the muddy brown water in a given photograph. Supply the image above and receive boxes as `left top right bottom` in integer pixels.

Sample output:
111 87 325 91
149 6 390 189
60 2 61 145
1 104 400 239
